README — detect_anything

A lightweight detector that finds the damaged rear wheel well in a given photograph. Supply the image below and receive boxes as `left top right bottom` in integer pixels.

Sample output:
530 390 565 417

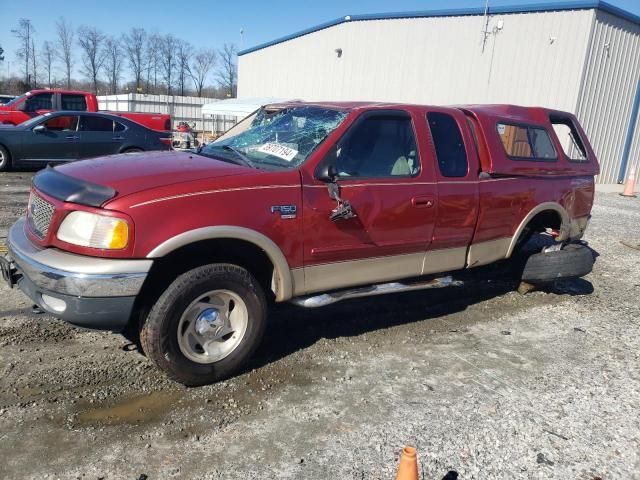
510 208 565 257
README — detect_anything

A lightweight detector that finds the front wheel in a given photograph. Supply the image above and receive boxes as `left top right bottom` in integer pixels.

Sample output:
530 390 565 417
0 145 12 172
140 264 267 386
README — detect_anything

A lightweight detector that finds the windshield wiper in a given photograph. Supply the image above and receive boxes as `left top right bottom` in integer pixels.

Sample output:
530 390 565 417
221 145 257 169
199 144 257 169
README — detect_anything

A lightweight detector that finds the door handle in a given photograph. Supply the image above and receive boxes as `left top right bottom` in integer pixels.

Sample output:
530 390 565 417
112 136 124 140
411 197 434 208
65 135 78 140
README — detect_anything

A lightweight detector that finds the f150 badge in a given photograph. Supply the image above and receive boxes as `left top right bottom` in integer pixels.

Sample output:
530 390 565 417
271 205 297 219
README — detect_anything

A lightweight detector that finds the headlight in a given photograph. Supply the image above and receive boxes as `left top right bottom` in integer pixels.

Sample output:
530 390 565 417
57 211 129 249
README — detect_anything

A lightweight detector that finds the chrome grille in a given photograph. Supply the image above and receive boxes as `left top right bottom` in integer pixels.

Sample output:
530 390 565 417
27 193 55 239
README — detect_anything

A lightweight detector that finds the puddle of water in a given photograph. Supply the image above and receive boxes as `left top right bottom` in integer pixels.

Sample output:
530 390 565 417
76 390 182 427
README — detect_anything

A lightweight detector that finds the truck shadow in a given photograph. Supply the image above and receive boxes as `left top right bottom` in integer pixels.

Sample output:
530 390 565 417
249 249 596 371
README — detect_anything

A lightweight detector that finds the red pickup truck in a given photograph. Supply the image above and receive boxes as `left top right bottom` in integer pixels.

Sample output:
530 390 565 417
2 101 598 386
0 89 171 131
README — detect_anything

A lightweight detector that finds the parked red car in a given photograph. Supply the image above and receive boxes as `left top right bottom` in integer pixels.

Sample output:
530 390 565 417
2 101 599 386
0 89 171 131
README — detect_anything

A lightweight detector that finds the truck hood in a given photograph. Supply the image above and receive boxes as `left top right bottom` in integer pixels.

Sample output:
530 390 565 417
54 151 251 199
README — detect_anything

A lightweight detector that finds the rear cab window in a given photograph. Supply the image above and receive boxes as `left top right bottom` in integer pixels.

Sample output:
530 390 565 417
427 112 469 177
61 94 88 111
497 123 557 161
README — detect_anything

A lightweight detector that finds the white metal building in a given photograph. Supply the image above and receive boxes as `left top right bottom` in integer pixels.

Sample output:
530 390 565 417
97 93 219 131
238 1 640 184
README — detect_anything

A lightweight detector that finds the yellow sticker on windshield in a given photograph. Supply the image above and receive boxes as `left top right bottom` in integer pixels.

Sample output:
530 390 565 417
258 143 298 162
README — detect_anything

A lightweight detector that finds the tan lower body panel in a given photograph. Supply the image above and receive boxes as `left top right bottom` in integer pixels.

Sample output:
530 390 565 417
289 239 516 298
466 237 512 268
422 246 467 275
293 246 472 297
298 252 424 296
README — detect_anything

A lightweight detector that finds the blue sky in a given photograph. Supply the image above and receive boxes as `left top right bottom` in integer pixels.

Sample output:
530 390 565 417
1 0 639 77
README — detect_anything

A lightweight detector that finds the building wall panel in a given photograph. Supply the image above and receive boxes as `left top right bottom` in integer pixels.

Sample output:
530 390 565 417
576 11 640 183
239 10 593 114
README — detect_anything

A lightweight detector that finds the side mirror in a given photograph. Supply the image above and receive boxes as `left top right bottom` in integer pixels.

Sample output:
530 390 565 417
316 163 338 183
33 125 46 133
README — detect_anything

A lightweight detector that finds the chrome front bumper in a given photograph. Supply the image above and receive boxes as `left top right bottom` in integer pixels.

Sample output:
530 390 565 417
5 218 152 330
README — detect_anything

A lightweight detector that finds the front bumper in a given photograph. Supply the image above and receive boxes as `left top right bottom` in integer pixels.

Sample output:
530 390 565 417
4 218 152 330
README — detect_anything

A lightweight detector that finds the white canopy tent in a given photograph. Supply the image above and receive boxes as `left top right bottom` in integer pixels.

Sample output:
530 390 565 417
201 97 293 135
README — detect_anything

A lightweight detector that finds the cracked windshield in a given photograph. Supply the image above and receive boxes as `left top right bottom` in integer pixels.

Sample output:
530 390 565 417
201 106 348 169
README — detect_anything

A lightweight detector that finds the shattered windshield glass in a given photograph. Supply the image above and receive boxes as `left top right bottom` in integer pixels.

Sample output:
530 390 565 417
200 106 348 169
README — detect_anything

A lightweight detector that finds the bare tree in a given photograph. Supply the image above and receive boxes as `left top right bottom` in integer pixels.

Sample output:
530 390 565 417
123 27 147 92
159 34 177 95
216 43 237 97
11 19 35 87
189 49 216 97
145 33 160 93
41 41 56 88
176 40 193 96
30 39 38 88
56 17 74 88
78 26 106 94
103 36 123 94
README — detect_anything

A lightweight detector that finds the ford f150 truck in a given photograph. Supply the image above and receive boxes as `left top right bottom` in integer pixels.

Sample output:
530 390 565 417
1 101 599 386
0 89 171 131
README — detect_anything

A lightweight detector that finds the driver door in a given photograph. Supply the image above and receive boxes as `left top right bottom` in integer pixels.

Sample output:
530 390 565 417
300 109 437 294
24 115 80 162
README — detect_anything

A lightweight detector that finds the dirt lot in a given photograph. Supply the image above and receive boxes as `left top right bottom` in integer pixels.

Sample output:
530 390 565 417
0 171 639 479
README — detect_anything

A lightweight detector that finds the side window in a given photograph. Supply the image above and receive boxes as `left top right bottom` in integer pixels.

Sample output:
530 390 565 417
114 121 126 132
497 123 557 160
24 93 53 112
80 116 114 132
550 116 588 162
330 114 419 178
42 115 79 131
61 94 87 111
427 112 468 177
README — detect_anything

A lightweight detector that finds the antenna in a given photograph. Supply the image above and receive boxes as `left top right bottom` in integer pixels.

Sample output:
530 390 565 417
481 0 490 52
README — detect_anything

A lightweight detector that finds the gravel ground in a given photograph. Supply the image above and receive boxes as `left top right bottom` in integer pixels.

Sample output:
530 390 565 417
0 171 639 479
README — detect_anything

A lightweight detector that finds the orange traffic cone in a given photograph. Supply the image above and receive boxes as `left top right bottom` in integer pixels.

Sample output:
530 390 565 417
395 446 419 480
620 168 637 197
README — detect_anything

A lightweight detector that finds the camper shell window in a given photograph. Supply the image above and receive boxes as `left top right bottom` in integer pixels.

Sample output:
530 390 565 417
496 122 557 162
549 115 589 162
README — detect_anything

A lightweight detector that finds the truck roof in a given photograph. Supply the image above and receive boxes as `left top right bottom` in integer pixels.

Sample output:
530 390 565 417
25 89 94 96
265 100 596 178
266 100 567 120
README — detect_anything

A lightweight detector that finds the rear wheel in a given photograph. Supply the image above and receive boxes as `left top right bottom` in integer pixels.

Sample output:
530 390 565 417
140 263 267 386
0 145 12 172
521 243 594 284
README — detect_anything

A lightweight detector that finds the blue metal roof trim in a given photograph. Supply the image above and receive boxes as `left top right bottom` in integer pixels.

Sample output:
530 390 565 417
238 1 640 56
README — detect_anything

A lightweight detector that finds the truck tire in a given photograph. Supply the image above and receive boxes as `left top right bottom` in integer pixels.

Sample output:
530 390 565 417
140 263 267 386
0 145 12 172
521 244 594 284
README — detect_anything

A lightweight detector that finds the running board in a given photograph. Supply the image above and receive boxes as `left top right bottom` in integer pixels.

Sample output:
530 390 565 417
290 276 463 308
